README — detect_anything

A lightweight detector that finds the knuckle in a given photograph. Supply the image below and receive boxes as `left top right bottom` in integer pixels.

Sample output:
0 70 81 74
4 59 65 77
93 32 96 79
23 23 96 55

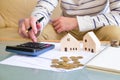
18 19 24 27
24 18 28 22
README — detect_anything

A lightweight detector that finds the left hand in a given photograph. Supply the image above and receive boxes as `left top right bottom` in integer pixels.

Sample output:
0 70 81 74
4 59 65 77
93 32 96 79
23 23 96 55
52 16 78 33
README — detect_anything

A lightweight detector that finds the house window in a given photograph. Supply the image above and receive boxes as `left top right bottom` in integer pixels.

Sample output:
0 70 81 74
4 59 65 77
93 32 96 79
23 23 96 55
88 48 90 51
64 47 67 51
73 48 74 50
85 39 87 42
91 49 94 53
67 38 70 41
75 48 77 50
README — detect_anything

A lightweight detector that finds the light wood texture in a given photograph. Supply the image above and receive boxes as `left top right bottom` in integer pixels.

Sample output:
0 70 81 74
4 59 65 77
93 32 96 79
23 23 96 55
83 31 101 53
0 37 109 44
60 33 80 52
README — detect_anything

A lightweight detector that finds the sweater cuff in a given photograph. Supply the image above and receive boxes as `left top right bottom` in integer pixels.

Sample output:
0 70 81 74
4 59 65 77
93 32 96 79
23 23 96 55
76 16 94 32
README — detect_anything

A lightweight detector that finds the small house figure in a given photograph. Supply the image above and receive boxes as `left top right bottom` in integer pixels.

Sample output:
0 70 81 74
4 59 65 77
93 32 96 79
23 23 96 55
60 33 80 52
83 31 101 53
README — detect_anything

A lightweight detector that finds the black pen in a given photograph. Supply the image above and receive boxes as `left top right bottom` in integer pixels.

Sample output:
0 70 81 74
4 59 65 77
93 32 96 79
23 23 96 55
26 17 44 32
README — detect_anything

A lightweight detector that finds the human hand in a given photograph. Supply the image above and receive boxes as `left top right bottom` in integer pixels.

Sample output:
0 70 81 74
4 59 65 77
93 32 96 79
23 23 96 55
52 16 78 33
18 16 42 42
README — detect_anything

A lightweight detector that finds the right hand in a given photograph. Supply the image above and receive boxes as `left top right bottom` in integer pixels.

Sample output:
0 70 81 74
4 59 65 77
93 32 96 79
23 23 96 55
18 16 41 42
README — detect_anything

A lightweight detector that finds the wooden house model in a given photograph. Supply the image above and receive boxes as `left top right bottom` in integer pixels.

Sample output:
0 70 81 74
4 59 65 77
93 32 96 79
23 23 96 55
83 31 101 53
60 33 80 52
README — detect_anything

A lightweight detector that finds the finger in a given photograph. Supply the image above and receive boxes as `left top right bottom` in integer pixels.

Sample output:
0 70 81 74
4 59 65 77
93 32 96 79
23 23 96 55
35 23 41 37
54 24 60 30
28 30 37 42
57 28 63 33
52 19 60 27
19 31 27 38
36 23 41 30
19 22 29 38
56 25 65 33
24 18 30 30
18 19 25 37
52 17 60 23
54 24 63 33
30 17 37 34
18 19 24 27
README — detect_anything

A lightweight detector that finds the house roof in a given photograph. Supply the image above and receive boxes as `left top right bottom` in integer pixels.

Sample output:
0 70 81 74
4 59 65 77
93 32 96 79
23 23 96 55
83 31 101 45
60 33 79 43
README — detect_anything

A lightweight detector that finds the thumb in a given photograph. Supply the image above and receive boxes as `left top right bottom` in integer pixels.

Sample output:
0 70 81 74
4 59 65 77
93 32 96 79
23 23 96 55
36 23 41 31
35 23 41 37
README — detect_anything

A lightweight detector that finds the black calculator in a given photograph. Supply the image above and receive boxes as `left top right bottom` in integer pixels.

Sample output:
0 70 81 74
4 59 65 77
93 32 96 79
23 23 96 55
6 42 55 56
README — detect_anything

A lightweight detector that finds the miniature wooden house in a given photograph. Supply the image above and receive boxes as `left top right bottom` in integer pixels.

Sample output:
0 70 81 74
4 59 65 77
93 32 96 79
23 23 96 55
60 33 80 52
83 31 101 53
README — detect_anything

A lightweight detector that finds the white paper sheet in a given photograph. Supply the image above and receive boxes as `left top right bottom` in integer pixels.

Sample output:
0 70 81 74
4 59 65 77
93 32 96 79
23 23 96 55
87 46 120 73
0 42 106 72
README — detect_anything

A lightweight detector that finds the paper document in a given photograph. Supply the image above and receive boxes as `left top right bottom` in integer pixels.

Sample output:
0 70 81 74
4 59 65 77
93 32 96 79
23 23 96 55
0 42 106 72
87 47 120 73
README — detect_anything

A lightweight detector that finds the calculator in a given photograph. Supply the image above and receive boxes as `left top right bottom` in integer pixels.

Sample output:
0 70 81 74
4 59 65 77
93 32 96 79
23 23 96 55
6 42 55 56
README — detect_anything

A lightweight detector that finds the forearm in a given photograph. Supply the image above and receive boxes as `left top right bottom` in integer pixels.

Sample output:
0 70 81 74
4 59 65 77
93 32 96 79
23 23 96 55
77 12 120 32
77 0 120 32
31 0 58 28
